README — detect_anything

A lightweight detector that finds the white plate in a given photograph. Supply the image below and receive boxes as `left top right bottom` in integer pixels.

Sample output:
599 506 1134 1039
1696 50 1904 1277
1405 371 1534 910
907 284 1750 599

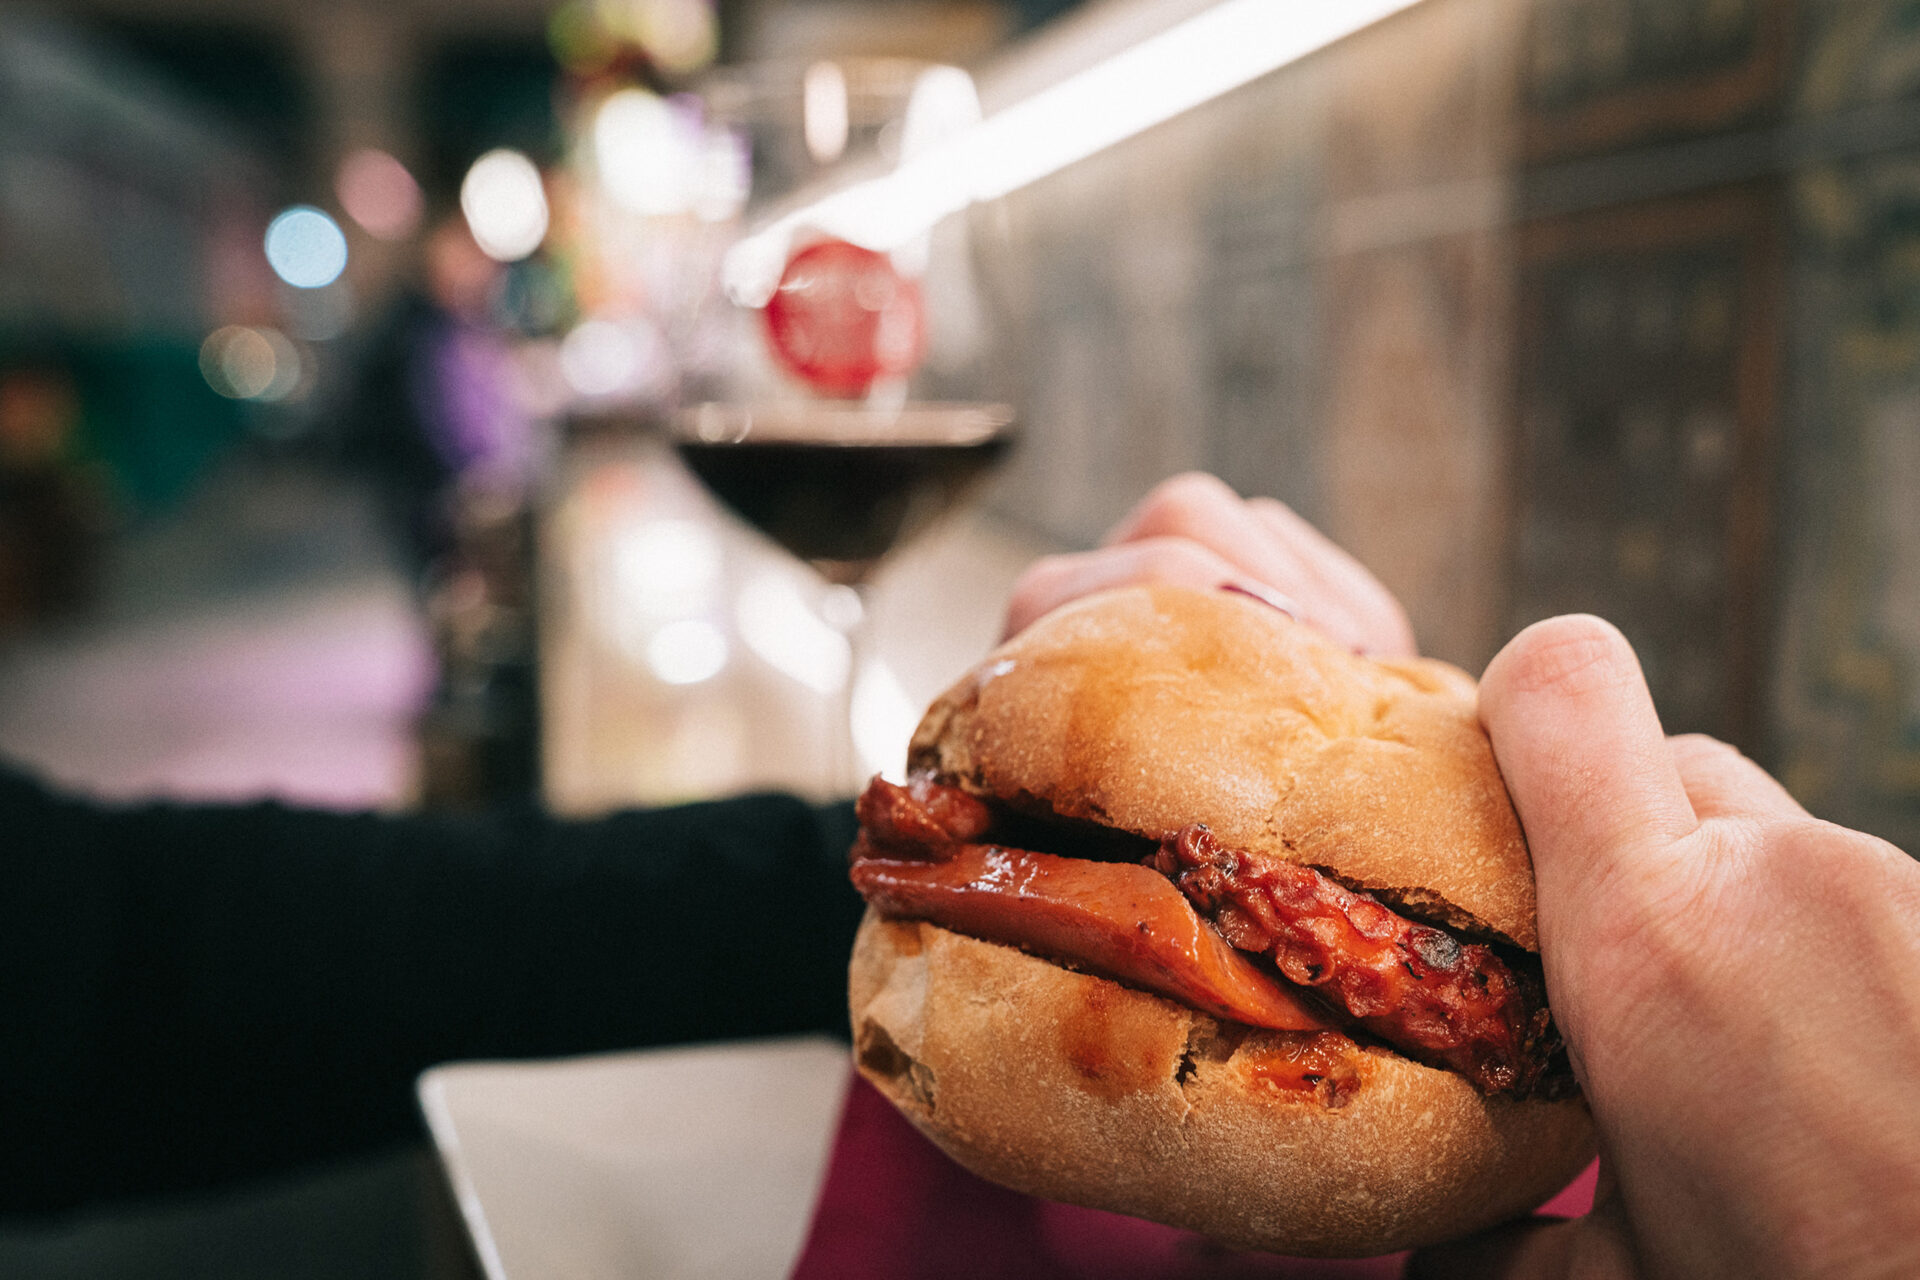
418 1036 851 1280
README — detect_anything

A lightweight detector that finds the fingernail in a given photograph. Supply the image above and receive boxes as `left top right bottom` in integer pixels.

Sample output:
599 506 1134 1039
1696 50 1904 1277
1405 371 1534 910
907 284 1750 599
1219 582 1299 621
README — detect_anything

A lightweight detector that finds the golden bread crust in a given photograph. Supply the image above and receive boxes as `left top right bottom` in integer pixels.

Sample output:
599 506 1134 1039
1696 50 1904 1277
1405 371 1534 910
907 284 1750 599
850 912 1596 1257
908 584 1537 948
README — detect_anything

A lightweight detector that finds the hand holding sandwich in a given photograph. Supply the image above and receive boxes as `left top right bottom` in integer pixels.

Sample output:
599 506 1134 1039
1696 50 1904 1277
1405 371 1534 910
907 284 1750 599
1004 471 1416 657
1002 474 1920 1274
1416 617 1920 1279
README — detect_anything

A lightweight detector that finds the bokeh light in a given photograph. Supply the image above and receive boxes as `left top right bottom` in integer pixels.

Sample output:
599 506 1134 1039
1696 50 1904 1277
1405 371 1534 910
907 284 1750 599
335 148 423 241
560 319 637 397
693 127 750 222
632 0 718 76
608 517 722 619
804 61 849 164
559 318 673 400
901 65 983 161
264 206 348 289
460 149 550 263
199 326 303 402
646 618 728 684
549 0 620 74
851 658 918 782
735 572 850 694
550 0 715 76
593 89 697 216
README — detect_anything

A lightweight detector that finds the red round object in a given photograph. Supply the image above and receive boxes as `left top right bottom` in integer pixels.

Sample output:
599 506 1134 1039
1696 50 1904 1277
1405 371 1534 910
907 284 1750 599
762 240 926 397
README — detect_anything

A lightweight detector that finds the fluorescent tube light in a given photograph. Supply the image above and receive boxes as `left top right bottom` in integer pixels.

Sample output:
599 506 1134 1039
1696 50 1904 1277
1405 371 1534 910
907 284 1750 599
725 0 1423 304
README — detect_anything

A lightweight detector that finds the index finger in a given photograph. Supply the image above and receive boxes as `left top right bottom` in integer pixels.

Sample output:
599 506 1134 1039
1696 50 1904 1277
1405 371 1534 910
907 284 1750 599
1104 473 1416 657
1247 497 1416 657
1001 537 1247 639
1667 734 1807 823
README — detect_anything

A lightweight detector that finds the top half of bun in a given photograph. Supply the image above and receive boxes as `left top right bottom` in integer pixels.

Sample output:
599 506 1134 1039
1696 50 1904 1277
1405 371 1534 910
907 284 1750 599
907 585 1536 950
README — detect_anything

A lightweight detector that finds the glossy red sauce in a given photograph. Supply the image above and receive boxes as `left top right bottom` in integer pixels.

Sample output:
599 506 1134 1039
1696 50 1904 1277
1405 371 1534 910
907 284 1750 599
1243 1031 1364 1108
851 841 1330 1033
1153 824 1554 1097
849 777 1563 1099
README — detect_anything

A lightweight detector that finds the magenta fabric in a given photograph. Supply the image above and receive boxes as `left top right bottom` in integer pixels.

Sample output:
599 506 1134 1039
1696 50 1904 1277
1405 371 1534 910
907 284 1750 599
790 1074 1598 1279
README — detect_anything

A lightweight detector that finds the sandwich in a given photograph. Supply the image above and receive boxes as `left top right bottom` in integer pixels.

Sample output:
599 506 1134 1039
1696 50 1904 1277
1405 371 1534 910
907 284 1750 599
846 584 1594 1257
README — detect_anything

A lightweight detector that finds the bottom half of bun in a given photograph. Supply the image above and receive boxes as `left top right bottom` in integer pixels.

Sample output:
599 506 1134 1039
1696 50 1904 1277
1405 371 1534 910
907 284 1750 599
849 908 1596 1258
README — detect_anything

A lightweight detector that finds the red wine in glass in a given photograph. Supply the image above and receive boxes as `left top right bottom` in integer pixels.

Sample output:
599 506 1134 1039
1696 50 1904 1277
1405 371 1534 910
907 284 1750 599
672 403 1015 585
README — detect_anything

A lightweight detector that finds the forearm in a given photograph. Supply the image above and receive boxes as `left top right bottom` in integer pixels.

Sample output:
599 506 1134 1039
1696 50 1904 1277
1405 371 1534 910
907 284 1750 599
0 769 863 1213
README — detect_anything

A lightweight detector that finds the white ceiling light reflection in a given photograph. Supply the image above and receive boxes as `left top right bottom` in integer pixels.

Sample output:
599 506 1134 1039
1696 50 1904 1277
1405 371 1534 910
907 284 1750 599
336 148 423 241
735 572 851 694
461 149 549 262
607 517 723 619
646 618 729 685
594 88 697 215
264 206 348 288
900 64 983 162
558 317 671 401
635 0 717 75
693 127 751 222
851 659 918 784
803 61 849 164
723 0 1421 305
560 319 639 397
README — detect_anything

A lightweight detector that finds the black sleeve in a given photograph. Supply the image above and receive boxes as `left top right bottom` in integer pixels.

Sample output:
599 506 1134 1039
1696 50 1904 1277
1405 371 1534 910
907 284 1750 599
0 765 865 1215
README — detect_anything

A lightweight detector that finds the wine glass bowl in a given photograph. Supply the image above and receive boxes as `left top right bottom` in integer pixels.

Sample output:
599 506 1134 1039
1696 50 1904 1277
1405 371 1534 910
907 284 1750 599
671 400 1015 587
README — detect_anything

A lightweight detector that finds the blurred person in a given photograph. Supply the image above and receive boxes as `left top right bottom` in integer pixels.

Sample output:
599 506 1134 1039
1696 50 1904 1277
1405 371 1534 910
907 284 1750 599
4 473 1916 1279
334 215 535 572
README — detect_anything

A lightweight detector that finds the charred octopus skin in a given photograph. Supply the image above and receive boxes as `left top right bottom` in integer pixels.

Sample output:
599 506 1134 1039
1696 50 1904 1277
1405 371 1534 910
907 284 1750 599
1151 823 1558 1097
854 772 991 851
849 775 1565 1100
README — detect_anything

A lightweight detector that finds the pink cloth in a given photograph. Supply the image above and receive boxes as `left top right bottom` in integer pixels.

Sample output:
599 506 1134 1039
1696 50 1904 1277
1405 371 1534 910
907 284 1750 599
790 1075 1599 1280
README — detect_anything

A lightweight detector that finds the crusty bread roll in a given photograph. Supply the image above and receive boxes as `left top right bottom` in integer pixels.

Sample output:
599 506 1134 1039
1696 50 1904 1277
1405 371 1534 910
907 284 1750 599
908 583 1537 948
850 585 1596 1256
851 912 1595 1256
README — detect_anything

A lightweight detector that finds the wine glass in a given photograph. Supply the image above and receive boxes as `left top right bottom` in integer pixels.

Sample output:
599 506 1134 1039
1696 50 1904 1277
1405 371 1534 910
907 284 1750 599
673 401 1014 588
666 59 1015 793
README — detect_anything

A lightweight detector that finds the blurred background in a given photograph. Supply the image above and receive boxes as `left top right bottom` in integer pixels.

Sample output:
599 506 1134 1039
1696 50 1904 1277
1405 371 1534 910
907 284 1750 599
6 0 1920 844
11 0 1920 844
7 0 1920 1272
15 0 1920 847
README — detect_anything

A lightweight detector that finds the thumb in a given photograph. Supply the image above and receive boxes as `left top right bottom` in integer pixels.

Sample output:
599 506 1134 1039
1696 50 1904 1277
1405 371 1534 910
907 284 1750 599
1479 615 1696 914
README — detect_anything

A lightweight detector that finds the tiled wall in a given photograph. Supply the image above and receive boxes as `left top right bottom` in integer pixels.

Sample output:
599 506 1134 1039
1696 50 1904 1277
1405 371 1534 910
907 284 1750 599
983 0 1525 668
977 0 1920 852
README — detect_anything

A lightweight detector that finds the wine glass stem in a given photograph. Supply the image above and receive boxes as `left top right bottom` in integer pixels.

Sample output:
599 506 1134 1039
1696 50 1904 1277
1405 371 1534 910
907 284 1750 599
827 582 873 798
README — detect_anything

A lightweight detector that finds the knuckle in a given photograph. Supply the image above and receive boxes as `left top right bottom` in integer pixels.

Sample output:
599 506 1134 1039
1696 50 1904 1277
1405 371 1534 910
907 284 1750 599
1152 470 1236 504
1244 493 1298 523
1375 594 1416 638
1005 554 1078 614
1130 473 1237 536
1006 555 1066 600
1669 733 1742 769
1136 536 1218 580
1669 731 1731 754
1773 816 1904 872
